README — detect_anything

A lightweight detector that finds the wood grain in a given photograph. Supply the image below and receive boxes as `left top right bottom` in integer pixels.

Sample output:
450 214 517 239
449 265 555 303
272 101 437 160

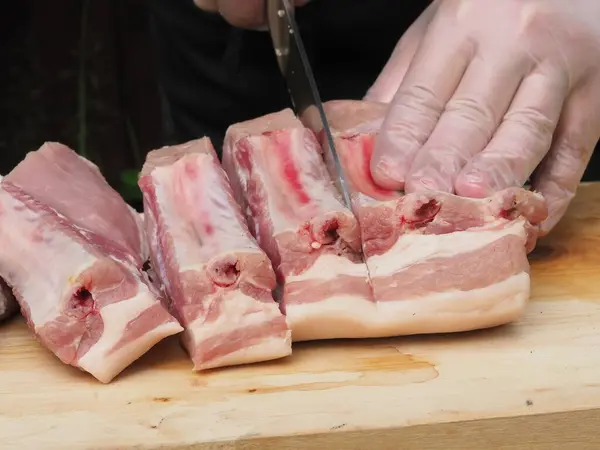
2 183 600 450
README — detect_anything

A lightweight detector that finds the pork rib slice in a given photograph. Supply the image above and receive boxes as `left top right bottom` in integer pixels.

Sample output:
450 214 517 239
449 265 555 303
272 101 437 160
0 181 182 382
139 138 291 369
315 99 549 335
222 109 374 341
5 142 148 266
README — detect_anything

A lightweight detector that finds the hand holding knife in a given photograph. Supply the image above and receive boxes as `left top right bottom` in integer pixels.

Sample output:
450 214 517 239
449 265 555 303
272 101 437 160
265 0 353 210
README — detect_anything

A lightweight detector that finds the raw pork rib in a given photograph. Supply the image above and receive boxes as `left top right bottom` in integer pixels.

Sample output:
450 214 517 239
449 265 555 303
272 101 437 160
223 109 374 341
315 100 549 335
0 145 183 382
139 138 291 369
5 142 148 265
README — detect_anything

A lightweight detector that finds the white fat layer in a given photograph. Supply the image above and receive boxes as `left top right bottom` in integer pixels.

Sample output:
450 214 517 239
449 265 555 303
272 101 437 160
285 254 370 283
287 295 377 341
78 291 183 383
183 291 291 369
194 333 292 370
368 219 526 277
288 272 530 341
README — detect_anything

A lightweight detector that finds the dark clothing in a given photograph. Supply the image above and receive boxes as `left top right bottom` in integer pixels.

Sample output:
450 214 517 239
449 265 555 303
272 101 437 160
147 0 600 180
146 0 429 149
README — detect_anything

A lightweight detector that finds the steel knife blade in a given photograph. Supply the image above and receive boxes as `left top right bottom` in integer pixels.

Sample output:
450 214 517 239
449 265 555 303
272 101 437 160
266 0 353 210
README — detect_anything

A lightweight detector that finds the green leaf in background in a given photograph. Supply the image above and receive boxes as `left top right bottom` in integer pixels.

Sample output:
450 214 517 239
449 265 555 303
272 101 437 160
119 169 142 203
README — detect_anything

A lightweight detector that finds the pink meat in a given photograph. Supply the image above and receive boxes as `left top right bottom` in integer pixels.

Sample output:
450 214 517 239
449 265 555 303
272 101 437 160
0 181 182 382
5 142 148 266
223 109 374 341
139 138 291 369
314 99 549 335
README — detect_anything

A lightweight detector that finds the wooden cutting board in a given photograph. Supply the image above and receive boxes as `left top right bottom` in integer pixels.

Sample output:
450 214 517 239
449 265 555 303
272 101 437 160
1 183 600 450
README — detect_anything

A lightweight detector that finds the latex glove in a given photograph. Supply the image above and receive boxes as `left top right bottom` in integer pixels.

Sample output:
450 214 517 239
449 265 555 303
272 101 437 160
367 0 600 234
193 0 311 29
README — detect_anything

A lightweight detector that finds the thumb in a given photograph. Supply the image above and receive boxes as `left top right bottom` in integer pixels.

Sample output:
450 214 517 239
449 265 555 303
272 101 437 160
364 0 439 103
532 81 600 235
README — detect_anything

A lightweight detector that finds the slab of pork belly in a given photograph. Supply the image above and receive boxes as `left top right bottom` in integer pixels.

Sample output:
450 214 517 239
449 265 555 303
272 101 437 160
222 109 374 341
139 138 291 369
5 142 148 266
0 182 182 382
316 100 549 336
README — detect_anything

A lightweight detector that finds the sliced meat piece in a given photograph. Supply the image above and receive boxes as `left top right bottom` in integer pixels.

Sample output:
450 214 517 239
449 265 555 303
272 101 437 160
0 279 17 323
0 181 182 382
223 109 375 341
139 138 291 369
5 142 148 265
315 99 549 335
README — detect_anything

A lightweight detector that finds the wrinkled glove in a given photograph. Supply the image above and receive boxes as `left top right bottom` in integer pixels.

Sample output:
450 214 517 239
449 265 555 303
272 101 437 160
367 0 600 234
193 0 310 29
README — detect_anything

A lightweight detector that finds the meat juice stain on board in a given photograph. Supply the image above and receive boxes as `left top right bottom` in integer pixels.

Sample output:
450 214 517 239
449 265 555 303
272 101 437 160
191 340 438 395
4 318 439 408
528 243 563 262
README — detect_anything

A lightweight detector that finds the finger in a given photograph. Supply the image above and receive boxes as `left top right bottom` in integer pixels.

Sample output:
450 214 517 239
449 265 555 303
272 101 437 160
217 0 309 29
364 0 440 104
454 63 568 198
404 51 528 194
193 0 219 13
532 81 600 235
370 15 474 191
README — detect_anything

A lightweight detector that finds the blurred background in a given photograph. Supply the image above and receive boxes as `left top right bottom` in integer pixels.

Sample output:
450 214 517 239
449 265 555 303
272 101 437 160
1 0 599 212
0 0 162 209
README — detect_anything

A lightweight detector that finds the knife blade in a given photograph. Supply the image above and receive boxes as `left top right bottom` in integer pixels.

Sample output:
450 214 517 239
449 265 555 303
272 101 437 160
266 0 353 210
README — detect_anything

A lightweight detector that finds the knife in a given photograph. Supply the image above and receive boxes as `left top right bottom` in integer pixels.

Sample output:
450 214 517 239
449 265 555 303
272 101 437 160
266 0 353 210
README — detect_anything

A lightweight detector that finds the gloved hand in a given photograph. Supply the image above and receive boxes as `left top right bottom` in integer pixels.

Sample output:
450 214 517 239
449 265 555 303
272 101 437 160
193 0 310 29
366 0 600 234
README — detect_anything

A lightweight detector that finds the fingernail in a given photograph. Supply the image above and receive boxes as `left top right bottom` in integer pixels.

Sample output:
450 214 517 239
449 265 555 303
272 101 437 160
415 177 438 191
372 155 407 190
455 170 491 198
406 166 452 193
463 170 483 183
